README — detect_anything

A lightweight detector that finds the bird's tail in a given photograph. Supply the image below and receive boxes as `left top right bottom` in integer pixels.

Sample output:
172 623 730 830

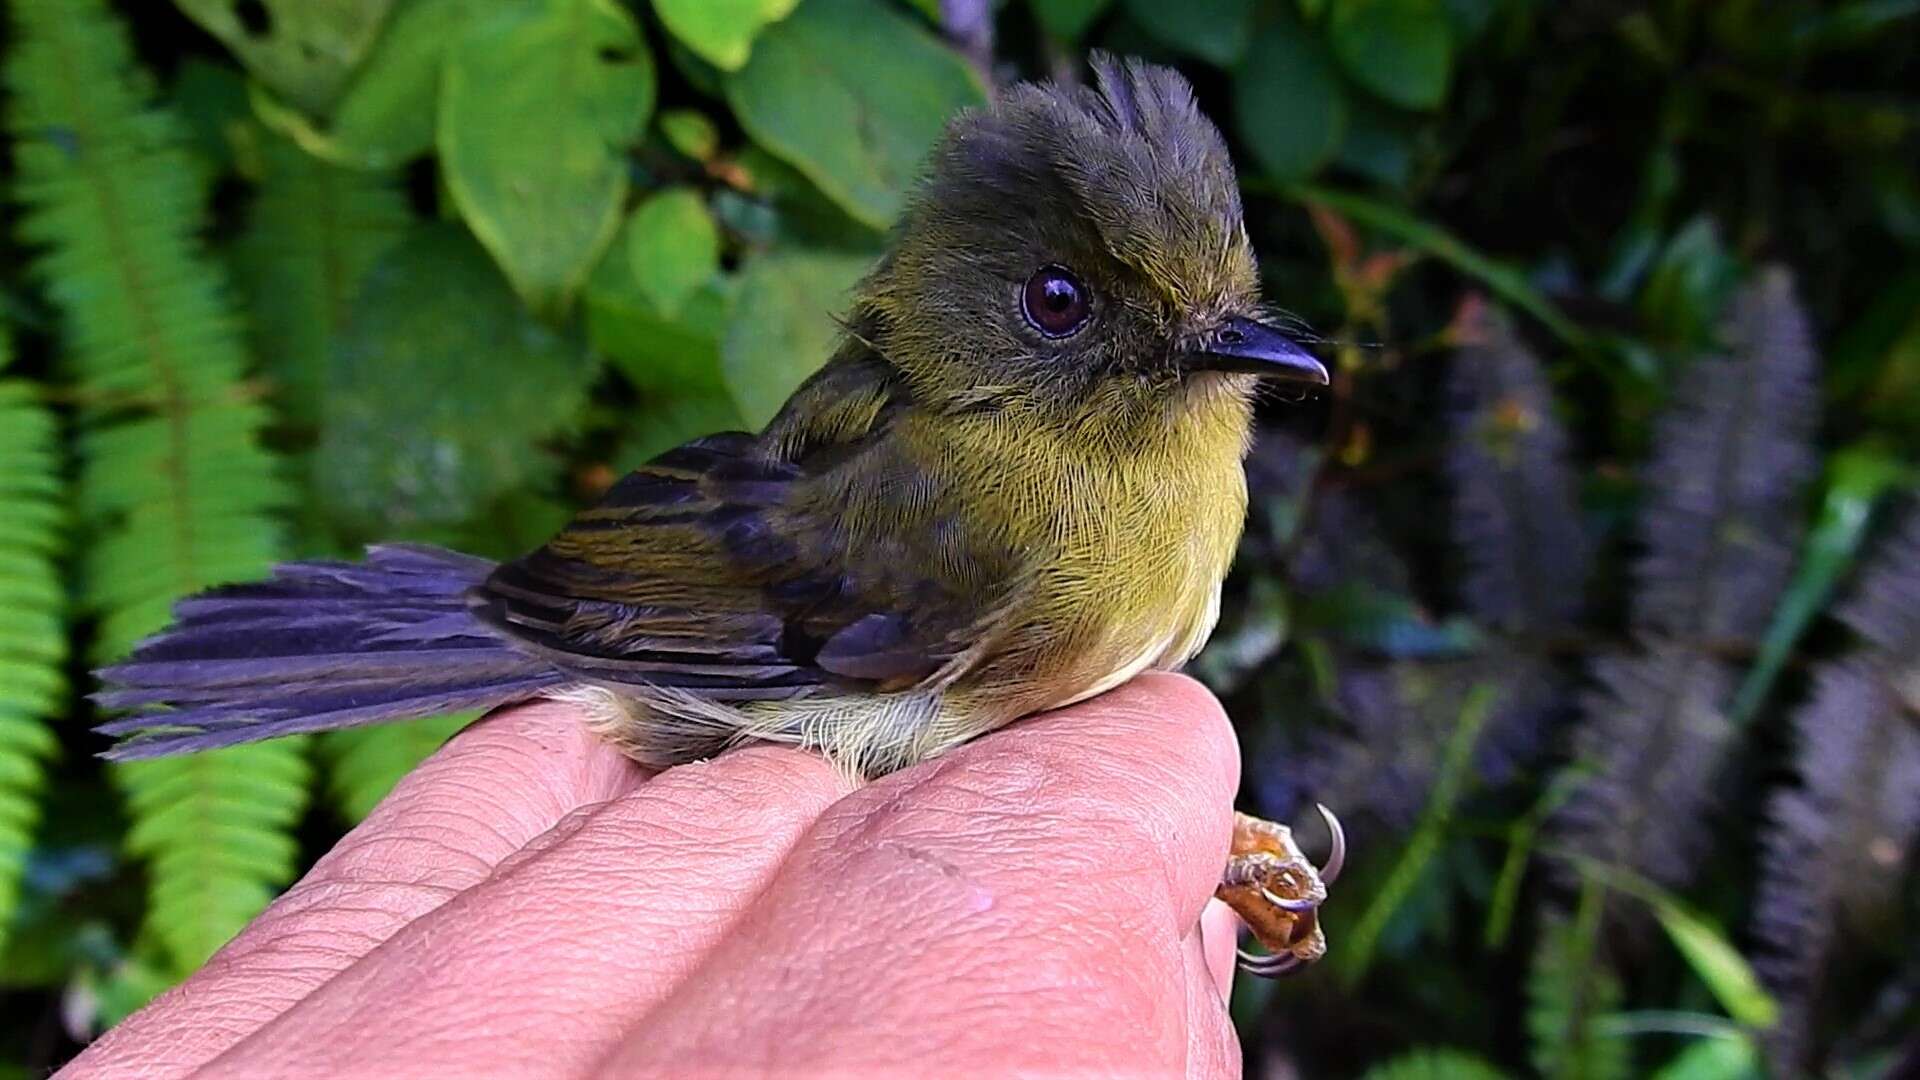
95 544 565 760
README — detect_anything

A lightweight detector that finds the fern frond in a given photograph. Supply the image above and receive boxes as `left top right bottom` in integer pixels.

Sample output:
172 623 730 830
1560 269 1821 890
0 352 67 954
320 712 471 823
1632 267 1819 643
233 130 412 426
1528 890 1632 1080
8 0 310 972
1360 1048 1512 1080
1559 644 1735 885
1447 305 1591 635
1752 517 1920 1072
1838 506 1920 682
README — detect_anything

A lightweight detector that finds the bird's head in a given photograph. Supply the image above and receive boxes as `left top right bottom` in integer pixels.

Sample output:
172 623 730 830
849 54 1327 427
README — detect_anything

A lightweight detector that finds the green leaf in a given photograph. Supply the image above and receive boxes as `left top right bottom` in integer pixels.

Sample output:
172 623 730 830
1031 0 1113 40
627 188 721 317
234 133 413 426
317 226 600 535
1638 217 1739 348
722 246 876 427
1338 684 1495 985
440 0 656 316
658 108 721 161
1361 1048 1512 1080
651 0 799 70
586 212 735 395
1650 898 1780 1030
724 0 987 229
1120 0 1255 65
1648 1035 1761 1080
254 0 474 169
1729 446 1908 723
1328 0 1453 110
176 0 396 112
1234 17 1348 182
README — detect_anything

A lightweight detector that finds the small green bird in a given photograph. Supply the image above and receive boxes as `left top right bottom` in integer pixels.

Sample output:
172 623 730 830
99 56 1339 974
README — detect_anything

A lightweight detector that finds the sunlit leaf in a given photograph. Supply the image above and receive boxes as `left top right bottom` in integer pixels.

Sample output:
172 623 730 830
651 0 799 70
440 0 656 315
724 0 986 229
1651 897 1780 1029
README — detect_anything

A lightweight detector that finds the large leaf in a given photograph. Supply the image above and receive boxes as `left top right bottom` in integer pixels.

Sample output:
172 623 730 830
722 246 876 427
1120 0 1254 66
724 0 986 229
1234 18 1348 182
586 210 735 396
1329 0 1454 111
440 0 656 315
651 0 799 70
176 0 396 112
317 227 600 534
254 0 474 169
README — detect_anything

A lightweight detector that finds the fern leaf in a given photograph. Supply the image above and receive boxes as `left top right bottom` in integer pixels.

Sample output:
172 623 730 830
1447 304 1591 635
1632 266 1819 643
1560 269 1821 889
233 129 412 426
1529 891 1633 1080
1360 1048 1512 1080
1752 516 1920 1072
1560 644 1736 885
8 0 310 972
0 340 66 954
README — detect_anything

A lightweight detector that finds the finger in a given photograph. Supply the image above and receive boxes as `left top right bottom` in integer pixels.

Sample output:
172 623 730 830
604 672 1241 1075
196 744 852 1080
1202 897 1241 1002
67 702 644 1080
1183 908 1242 1077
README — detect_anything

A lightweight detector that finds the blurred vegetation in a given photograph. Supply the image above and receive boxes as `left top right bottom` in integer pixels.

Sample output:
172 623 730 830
1 0 1917 1075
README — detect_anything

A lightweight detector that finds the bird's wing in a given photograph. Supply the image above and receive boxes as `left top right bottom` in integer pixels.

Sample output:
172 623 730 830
471 359 1013 700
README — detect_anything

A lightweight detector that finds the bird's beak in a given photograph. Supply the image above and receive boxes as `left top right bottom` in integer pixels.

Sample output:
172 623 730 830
1184 316 1330 385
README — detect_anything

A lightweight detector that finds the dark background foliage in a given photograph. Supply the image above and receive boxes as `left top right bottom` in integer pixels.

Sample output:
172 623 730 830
2 0 1918 1076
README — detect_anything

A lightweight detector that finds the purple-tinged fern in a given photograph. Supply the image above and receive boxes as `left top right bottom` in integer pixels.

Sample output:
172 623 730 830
1561 268 1820 889
1447 305 1591 637
1753 512 1920 1073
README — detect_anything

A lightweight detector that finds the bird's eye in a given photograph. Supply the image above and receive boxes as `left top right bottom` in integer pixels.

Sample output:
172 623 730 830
1021 264 1091 338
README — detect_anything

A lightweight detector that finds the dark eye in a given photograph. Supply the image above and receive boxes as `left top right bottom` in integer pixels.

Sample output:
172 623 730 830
1021 264 1091 338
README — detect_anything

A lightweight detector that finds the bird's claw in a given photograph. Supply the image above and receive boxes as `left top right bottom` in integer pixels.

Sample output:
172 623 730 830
1214 803 1344 979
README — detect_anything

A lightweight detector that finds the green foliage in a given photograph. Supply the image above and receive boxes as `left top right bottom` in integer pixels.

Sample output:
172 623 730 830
723 0 987 228
3 0 1918 1074
0 341 63 959
8 0 310 985
440 0 656 316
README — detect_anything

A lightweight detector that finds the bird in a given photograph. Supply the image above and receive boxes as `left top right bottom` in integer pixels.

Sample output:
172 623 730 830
95 54 1342 976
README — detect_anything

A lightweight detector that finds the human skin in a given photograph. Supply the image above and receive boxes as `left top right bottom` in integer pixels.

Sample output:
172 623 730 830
62 673 1246 1079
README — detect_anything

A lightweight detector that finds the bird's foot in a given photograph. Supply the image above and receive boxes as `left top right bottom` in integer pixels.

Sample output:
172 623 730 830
1214 803 1344 978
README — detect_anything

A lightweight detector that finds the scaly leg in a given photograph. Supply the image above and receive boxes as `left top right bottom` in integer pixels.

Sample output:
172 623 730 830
1214 803 1344 977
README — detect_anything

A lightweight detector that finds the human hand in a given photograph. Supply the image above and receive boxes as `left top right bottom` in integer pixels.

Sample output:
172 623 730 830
64 673 1245 1078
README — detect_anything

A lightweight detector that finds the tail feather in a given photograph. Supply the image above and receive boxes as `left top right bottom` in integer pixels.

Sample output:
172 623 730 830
96 544 564 760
